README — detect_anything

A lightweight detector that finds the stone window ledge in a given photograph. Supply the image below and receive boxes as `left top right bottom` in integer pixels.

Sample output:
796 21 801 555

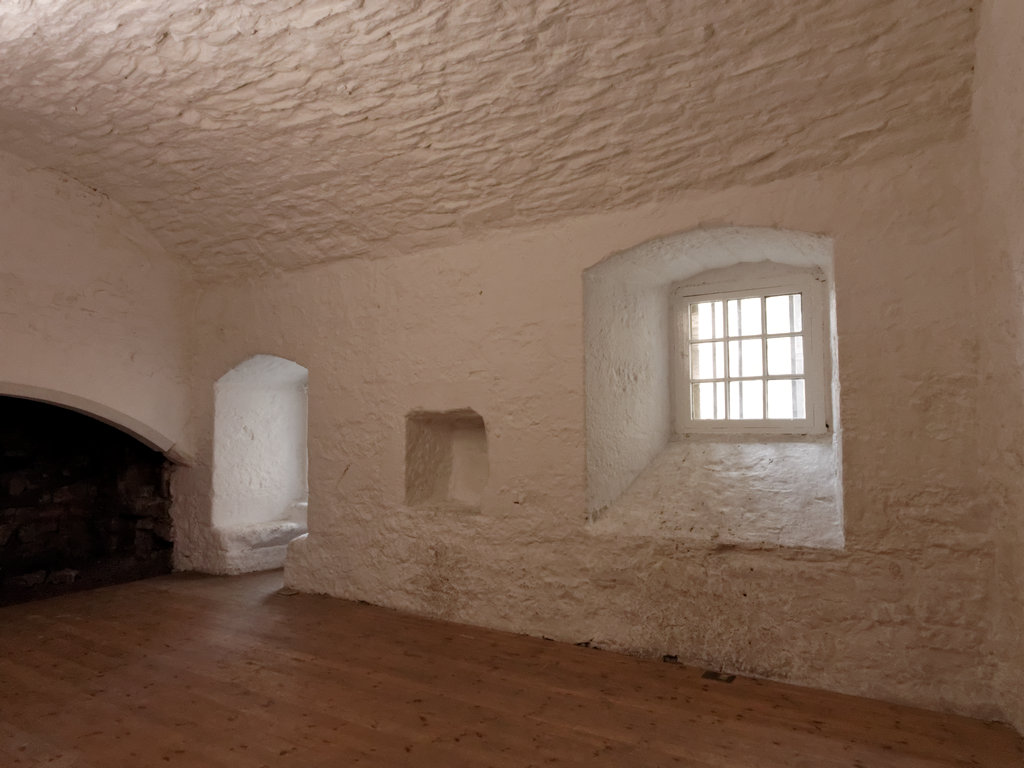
589 437 843 550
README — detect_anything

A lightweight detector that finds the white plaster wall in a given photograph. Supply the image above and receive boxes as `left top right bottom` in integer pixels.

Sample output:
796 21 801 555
584 229 835 523
972 0 1024 733
595 439 842 549
198 354 309 574
189 142 1003 723
448 423 489 508
0 149 192 460
583 276 671 516
213 355 308 527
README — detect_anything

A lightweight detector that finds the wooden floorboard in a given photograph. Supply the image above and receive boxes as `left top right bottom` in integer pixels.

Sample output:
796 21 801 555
1 571 1021 767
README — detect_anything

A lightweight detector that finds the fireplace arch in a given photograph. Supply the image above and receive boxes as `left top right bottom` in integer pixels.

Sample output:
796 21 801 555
0 395 174 604
0 381 189 464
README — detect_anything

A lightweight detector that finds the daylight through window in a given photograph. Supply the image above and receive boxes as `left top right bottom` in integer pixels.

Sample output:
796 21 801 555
689 292 806 421
674 269 828 435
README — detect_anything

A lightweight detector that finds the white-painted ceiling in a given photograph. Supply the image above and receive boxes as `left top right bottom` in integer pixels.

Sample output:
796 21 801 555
0 1 976 279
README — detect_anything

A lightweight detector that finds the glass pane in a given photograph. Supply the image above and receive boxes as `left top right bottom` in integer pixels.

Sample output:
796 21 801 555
727 296 762 337
691 341 724 380
766 293 802 334
741 297 762 336
690 301 723 341
729 379 764 419
767 379 806 419
693 382 725 420
765 294 791 334
766 336 804 375
728 338 764 377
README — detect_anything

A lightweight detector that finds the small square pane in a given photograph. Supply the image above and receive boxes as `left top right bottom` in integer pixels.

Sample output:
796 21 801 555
766 336 804 375
728 297 762 337
728 338 764 377
767 379 806 419
693 381 725 420
690 301 723 341
766 293 802 334
729 379 764 419
691 341 724 380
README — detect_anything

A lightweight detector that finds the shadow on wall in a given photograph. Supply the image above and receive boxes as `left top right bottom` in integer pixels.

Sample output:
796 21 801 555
405 408 489 513
212 355 309 574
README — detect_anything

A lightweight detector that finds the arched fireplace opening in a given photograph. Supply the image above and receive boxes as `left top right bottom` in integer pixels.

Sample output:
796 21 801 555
0 396 173 605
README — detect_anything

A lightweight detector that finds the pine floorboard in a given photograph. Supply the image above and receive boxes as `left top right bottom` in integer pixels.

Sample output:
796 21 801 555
1 570 1021 767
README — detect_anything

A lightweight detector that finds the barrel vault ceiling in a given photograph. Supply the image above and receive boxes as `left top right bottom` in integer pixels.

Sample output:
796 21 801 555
0 1 977 279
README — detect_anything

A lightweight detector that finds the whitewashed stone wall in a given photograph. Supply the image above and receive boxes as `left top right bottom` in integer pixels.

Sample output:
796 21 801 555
179 143 1013 724
213 355 308 528
583 229 841 553
972 0 1024 734
207 355 309 573
0 150 193 461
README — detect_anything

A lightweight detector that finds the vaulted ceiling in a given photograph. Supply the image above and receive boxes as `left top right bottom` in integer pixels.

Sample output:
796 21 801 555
0 1 976 279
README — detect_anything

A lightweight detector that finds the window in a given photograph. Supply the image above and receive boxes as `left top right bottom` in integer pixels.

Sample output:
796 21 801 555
584 229 841 548
673 269 829 435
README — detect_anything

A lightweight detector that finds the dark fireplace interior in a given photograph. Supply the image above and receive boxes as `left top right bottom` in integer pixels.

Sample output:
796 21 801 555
0 396 173 606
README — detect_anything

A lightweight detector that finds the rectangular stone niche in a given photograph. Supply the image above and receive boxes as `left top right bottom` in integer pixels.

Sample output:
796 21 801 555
405 409 488 511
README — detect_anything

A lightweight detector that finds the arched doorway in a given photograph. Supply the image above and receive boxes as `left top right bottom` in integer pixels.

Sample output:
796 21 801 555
212 355 309 573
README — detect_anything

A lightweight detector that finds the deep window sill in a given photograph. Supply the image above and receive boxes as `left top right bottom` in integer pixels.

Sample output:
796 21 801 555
589 437 843 550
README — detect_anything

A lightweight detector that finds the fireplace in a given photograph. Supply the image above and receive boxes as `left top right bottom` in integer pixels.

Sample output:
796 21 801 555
0 396 173 605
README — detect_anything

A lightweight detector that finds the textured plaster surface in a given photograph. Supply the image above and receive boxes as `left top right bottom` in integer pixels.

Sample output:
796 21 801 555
972 0 1024 733
3 0 1018 735
0 149 193 460
215 520 307 575
0 0 977 278
583 229 838 542
177 143 1006 723
213 355 308 526
405 409 489 511
595 439 843 550
211 355 308 572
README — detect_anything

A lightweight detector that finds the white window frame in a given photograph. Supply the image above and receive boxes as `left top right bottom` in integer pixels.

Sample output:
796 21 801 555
672 268 830 436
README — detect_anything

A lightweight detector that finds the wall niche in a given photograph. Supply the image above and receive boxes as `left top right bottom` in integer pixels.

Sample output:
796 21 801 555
0 396 173 605
405 408 489 512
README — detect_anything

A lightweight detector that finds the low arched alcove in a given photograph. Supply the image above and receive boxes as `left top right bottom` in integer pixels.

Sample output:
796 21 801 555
583 226 843 549
0 396 174 605
212 355 309 573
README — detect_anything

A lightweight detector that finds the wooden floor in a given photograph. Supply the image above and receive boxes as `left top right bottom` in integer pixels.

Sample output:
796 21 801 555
1 573 1021 767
